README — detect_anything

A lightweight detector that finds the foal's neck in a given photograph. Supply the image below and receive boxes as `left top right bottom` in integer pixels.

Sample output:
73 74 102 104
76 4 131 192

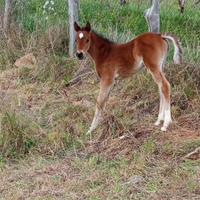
87 32 111 60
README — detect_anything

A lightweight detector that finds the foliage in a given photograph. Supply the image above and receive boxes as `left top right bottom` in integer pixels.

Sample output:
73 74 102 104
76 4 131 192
0 111 39 157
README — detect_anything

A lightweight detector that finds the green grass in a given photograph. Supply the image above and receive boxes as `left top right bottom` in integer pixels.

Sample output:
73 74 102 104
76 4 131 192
0 0 196 65
0 111 39 157
12 0 68 33
0 0 199 72
10 0 200 42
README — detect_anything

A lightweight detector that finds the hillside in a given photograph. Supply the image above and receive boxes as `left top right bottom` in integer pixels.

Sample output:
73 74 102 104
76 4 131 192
0 0 200 199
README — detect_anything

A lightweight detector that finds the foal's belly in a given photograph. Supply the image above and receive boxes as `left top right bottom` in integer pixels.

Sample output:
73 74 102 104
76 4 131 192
115 59 144 80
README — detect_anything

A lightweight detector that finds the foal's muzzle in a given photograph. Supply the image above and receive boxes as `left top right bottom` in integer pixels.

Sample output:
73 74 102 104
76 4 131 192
76 52 83 60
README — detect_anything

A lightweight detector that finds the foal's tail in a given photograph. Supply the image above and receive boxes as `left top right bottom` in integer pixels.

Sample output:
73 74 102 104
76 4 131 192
161 32 183 64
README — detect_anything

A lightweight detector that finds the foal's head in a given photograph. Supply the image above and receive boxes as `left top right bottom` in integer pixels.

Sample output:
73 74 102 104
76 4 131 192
74 21 91 60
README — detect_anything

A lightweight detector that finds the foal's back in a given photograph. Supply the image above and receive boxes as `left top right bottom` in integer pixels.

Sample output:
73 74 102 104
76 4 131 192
103 32 168 79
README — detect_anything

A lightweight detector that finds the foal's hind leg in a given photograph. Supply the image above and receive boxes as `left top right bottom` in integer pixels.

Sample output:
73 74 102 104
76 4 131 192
154 86 165 126
87 78 114 135
150 70 172 131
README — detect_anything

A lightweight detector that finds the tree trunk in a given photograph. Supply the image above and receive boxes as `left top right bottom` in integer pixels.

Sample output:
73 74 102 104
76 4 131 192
65 0 93 87
4 0 12 33
143 0 160 33
68 0 79 57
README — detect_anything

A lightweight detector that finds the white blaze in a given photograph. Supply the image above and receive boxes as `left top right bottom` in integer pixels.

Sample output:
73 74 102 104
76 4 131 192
79 33 83 39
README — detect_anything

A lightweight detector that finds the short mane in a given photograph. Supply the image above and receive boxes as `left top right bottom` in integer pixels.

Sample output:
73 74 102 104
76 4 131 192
92 30 114 44
80 27 114 44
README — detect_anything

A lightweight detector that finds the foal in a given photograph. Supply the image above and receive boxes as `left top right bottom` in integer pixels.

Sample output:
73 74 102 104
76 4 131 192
74 22 183 134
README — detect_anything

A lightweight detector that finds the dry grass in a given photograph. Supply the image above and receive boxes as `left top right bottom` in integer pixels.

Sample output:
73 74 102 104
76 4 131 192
0 19 200 199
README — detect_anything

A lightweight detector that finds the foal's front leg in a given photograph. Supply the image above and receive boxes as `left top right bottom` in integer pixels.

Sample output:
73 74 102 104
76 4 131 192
87 78 114 135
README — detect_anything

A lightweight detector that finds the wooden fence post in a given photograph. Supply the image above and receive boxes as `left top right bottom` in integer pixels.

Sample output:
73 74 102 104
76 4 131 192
68 0 79 56
143 0 160 33
4 0 12 33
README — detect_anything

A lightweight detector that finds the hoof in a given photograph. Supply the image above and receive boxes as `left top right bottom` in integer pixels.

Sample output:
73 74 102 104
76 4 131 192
161 126 167 131
154 121 161 126
86 130 91 135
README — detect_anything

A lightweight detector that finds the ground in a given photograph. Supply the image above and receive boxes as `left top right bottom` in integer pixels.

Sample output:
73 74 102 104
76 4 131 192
0 55 200 199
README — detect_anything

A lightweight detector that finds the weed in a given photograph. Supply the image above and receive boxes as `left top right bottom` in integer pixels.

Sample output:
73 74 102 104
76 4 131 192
0 111 40 157
0 157 6 172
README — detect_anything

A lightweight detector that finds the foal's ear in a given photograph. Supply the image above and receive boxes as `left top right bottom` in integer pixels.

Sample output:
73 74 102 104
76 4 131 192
85 21 91 32
74 22 81 32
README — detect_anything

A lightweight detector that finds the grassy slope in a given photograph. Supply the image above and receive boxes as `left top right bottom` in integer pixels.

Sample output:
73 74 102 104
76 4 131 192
0 0 200 199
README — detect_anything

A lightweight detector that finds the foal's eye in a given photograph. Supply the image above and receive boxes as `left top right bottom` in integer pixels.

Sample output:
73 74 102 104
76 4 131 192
86 39 89 43
75 40 77 43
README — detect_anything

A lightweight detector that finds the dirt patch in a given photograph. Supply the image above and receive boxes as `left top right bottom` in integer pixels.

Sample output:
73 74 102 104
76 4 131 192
169 129 200 142
83 113 200 159
0 157 83 199
166 113 200 142
84 114 152 159
84 133 145 159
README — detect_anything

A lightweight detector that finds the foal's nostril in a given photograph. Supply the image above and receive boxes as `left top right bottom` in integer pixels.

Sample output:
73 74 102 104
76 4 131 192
76 52 83 60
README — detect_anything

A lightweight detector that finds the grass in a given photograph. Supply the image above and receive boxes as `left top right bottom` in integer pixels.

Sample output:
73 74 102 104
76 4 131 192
0 110 40 157
1 0 199 65
1 139 200 199
0 0 200 199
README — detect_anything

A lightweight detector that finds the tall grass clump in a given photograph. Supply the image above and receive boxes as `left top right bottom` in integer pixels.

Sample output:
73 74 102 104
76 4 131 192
0 111 40 158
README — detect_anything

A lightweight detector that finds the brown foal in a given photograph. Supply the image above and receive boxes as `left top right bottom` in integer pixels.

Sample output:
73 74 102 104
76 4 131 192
74 22 183 134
